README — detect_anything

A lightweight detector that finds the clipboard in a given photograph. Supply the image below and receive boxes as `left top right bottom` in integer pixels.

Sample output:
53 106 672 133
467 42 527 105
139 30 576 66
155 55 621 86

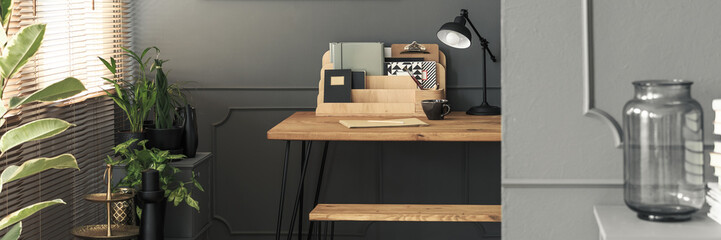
391 43 440 62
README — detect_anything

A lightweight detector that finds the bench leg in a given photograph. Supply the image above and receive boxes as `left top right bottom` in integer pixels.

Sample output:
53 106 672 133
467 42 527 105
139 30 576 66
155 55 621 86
307 141 330 240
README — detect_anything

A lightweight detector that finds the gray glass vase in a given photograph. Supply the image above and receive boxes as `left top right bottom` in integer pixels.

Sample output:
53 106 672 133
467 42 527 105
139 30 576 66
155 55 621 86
623 79 705 221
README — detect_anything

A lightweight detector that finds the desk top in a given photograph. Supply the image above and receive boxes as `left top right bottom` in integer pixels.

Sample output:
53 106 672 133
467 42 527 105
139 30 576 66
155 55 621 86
267 112 501 142
594 205 721 240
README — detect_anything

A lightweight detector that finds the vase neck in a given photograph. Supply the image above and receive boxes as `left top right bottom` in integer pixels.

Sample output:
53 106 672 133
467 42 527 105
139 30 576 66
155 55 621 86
633 80 692 100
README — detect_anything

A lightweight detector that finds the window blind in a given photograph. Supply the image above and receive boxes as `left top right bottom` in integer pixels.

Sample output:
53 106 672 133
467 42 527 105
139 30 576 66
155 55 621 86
0 0 133 239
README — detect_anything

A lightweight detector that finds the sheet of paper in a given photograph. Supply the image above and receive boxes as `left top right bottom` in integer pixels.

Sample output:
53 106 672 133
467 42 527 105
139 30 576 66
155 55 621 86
339 118 429 128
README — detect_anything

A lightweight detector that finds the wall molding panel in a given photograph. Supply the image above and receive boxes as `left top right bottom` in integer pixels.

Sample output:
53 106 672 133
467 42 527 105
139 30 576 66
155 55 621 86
210 107 314 236
582 0 623 148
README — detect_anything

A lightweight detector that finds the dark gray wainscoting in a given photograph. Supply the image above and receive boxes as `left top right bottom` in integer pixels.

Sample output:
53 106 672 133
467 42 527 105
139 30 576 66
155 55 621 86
186 88 500 240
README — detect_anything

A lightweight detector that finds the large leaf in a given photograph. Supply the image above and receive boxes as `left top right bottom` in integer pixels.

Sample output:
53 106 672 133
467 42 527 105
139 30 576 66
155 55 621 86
98 57 116 74
0 222 21 240
0 0 11 30
0 118 73 153
0 199 64 230
9 77 85 108
0 30 6 49
0 154 78 193
0 24 45 80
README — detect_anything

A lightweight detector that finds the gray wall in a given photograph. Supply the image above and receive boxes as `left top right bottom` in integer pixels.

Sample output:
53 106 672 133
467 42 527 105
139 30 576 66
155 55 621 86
502 0 721 239
134 0 501 239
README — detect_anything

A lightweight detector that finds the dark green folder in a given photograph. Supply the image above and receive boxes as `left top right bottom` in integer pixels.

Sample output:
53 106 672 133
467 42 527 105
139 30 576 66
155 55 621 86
330 42 384 76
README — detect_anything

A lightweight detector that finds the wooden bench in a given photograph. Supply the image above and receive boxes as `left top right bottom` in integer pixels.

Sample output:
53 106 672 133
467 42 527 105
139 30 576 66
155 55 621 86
308 204 500 238
309 204 501 222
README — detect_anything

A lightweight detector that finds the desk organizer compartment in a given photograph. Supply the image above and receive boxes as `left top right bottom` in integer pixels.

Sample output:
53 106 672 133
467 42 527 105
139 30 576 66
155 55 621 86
316 50 447 117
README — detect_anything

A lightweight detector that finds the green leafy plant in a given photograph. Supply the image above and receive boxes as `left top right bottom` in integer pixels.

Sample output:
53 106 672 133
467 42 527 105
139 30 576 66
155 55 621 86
99 47 158 133
152 58 185 129
106 139 203 211
0 1 87 238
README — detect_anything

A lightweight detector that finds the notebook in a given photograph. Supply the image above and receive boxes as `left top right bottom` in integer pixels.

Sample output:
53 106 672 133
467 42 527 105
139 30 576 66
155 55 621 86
324 69 352 103
330 42 385 76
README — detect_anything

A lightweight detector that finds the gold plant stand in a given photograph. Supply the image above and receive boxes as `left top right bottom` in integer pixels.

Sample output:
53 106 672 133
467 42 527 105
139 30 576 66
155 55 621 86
71 164 139 239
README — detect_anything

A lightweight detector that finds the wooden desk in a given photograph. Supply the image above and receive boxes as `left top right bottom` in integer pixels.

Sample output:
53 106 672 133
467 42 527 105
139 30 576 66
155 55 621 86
268 112 501 240
268 111 501 142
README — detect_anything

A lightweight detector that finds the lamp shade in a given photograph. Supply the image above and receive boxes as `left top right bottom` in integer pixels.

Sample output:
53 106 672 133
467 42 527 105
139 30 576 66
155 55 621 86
437 16 472 49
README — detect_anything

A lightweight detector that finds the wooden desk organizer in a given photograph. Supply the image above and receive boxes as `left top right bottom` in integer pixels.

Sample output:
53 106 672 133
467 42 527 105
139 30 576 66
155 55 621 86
316 50 447 116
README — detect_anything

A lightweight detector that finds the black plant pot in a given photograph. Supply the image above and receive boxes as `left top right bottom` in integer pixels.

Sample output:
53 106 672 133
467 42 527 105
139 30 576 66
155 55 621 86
143 120 154 130
146 127 183 151
115 131 145 150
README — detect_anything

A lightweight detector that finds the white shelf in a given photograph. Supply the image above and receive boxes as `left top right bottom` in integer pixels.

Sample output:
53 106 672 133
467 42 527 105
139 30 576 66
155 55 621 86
594 205 721 240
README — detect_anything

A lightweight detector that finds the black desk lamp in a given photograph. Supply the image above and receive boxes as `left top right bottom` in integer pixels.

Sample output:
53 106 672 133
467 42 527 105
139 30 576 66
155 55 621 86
437 9 499 115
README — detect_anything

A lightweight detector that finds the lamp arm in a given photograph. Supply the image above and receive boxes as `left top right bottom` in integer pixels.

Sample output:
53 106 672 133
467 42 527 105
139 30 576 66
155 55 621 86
463 15 497 62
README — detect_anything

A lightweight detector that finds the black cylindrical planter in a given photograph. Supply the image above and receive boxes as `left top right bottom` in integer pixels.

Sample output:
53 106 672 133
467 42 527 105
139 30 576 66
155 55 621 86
143 120 154 131
139 170 164 240
115 131 145 150
145 127 183 151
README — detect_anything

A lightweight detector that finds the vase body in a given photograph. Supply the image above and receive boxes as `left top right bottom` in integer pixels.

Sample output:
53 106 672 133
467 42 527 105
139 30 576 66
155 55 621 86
180 105 198 158
623 79 704 221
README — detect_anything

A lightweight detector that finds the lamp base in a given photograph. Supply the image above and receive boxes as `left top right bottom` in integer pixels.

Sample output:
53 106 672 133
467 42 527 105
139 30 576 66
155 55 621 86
466 104 500 116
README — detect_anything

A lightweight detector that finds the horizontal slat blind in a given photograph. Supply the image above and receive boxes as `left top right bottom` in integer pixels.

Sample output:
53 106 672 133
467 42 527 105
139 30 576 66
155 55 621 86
0 0 132 239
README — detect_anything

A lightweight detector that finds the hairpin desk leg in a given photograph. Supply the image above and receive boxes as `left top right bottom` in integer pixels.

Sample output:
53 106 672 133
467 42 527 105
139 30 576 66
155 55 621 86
275 141 291 240
324 222 329 240
287 141 313 240
306 141 330 240
298 141 309 240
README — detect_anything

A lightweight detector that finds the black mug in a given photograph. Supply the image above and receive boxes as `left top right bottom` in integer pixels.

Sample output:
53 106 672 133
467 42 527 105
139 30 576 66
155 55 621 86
422 99 451 120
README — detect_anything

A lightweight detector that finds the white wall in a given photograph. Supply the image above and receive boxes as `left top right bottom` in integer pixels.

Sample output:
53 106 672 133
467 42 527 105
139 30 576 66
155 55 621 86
502 0 721 239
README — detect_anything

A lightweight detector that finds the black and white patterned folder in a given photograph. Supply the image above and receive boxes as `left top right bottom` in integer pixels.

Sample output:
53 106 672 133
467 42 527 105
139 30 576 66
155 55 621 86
385 61 437 89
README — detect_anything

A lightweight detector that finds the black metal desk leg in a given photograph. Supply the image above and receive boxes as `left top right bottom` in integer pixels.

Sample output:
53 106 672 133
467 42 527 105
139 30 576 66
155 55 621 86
287 141 313 240
276 141 292 240
299 141 306 240
307 141 330 240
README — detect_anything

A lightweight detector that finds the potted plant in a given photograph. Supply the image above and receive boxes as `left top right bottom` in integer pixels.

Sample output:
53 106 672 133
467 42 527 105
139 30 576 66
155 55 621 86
107 139 203 212
146 58 185 151
0 1 87 237
99 47 158 146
